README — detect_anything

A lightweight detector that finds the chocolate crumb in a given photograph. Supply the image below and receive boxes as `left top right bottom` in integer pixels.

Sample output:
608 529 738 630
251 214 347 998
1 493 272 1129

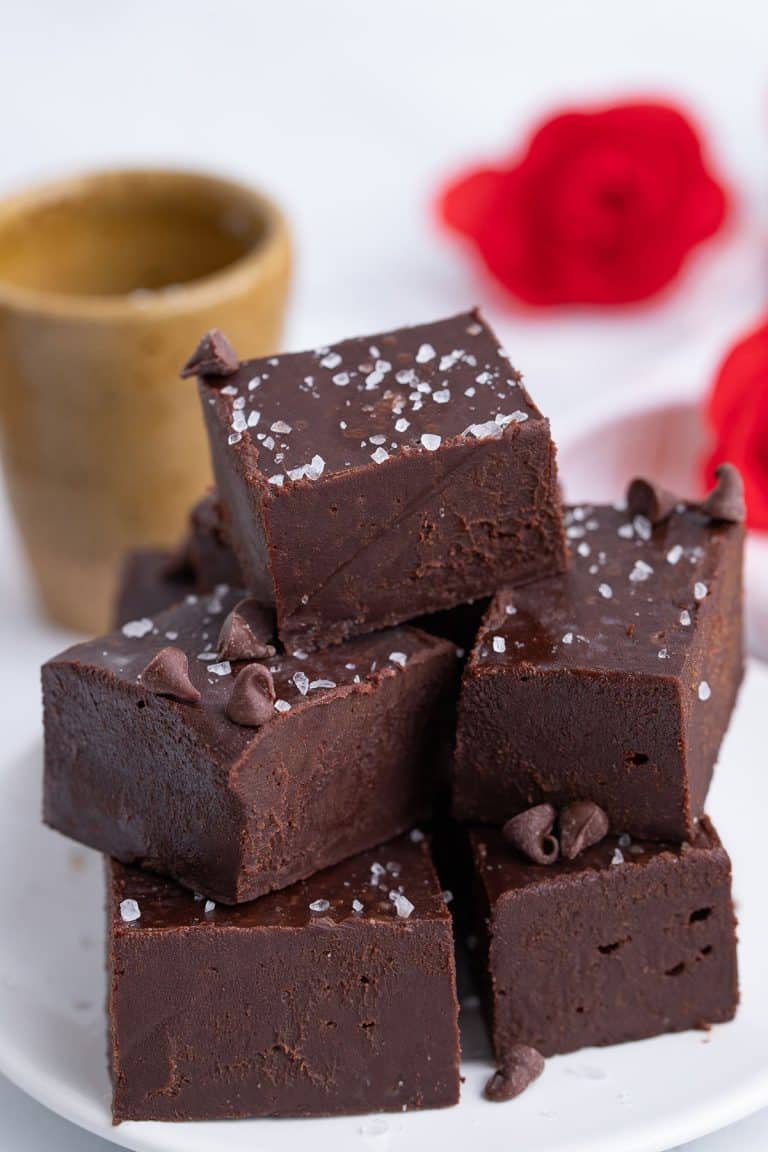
559 800 610 860
484 1045 545 1102
226 664 275 726
699 463 746 524
502 804 559 865
139 647 200 704
626 477 678 526
218 598 276 661
180 329 239 379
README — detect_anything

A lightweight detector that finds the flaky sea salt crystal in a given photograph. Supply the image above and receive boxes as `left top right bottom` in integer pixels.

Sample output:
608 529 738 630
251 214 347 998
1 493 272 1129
415 343 435 364
233 395 246 410
247 376 261 390
122 618 153 638
409 828 424 842
389 652 407 667
694 582 708 601
698 681 711 701
208 661 231 677
476 371 493 384
598 583 613 599
306 454 325 479
562 632 574 645
228 431 242 446
352 899 364 913
309 899 330 913
618 833 631 849
332 372 350 386
247 410 260 427
577 542 591 558
391 892 414 918
617 523 634 540
433 389 450 404
495 410 528 426
492 636 506 654
309 679 336 690
629 560 654 583
220 384 238 396
271 420 292 434
268 474 284 486
439 349 464 371
371 447 389 464
197 651 218 662
204 900 216 913
666 544 683 565
420 433 441 451
231 411 247 432
465 420 502 440
293 671 310 696
320 352 342 369
680 610 692 626
505 604 517 615
394 417 410 432
633 515 652 541
611 848 625 866
274 699 291 713
120 899 141 923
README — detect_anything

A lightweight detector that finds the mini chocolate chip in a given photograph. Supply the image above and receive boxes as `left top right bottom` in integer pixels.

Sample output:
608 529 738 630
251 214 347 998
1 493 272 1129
217 598 276 661
559 800 610 860
180 329 239 379
226 664 275 726
502 804 559 865
484 1045 545 1102
699 463 746 524
139 647 200 704
626 477 678 525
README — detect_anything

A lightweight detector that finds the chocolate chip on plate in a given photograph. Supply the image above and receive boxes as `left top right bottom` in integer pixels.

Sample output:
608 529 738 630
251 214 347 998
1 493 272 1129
484 1044 545 1102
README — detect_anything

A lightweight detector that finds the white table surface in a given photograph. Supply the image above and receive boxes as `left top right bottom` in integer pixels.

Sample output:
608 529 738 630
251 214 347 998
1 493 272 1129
1 1 767 1146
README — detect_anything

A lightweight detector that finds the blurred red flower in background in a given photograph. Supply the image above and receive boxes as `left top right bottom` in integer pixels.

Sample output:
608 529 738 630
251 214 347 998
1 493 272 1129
438 101 729 307
705 320 768 531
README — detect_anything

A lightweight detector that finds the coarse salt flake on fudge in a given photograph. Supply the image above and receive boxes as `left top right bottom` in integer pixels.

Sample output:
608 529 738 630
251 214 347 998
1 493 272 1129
191 309 565 652
454 488 744 841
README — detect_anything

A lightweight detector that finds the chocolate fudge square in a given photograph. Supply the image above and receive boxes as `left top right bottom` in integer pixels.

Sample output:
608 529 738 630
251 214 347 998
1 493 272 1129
195 309 565 652
43 588 458 903
469 819 738 1059
108 836 460 1121
454 502 744 840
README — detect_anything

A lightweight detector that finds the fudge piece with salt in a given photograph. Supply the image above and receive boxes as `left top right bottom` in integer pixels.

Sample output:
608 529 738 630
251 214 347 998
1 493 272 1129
469 818 738 1058
108 835 460 1120
44 588 458 903
192 309 565 652
454 489 744 841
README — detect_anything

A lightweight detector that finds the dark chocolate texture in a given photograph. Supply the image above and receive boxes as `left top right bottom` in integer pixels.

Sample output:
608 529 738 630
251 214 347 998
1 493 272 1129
470 818 738 1059
44 588 459 903
454 502 744 840
108 836 460 1121
197 309 566 651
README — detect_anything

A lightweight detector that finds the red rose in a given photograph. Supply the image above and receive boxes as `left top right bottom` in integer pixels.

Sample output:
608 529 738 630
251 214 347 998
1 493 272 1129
438 101 728 306
704 319 768 531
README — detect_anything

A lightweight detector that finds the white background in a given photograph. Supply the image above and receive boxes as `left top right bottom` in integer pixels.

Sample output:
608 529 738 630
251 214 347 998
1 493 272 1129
1 1 768 1148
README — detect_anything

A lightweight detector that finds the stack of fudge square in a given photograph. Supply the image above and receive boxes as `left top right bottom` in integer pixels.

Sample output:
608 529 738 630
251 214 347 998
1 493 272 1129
42 311 744 1123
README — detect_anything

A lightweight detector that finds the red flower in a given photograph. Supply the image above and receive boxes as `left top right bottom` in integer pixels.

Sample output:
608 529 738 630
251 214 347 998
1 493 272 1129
438 101 728 306
705 319 768 531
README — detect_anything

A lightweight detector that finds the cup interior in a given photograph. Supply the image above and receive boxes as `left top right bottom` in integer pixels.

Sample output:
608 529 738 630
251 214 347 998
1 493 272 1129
0 170 272 299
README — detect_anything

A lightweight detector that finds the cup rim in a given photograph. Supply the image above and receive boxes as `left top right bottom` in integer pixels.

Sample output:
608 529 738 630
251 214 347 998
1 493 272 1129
0 166 290 321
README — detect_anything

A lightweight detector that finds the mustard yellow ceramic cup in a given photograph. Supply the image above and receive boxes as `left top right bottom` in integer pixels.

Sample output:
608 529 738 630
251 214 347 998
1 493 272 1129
0 168 291 633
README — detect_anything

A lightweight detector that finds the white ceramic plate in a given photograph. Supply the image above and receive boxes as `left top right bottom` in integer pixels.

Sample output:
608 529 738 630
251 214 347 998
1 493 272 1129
0 662 766 1152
